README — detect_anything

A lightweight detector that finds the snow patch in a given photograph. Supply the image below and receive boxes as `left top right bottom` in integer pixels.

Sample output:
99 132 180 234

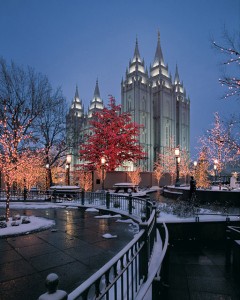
86 208 99 212
102 233 118 239
0 216 55 237
94 214 122 219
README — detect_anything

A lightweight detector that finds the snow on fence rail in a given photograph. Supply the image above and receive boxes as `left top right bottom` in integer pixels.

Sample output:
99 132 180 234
38 194 169 300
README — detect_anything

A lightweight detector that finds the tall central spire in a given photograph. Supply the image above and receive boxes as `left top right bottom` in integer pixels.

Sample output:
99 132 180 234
153 30 164 66
94 78 100 97
133 37 141 63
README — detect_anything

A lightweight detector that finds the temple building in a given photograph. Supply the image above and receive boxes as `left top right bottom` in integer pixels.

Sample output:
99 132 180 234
66 32 190 172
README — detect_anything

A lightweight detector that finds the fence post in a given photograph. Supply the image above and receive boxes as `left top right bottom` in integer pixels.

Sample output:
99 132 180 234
106 191 110 209
81 189 85 205
152 201 157 240
23 186 27 201
38 273 68 300
128 192 132 215
225 226 232 267
139 221 148 282
146 197 151 220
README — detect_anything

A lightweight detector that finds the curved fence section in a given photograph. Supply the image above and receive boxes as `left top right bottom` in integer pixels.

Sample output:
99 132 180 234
67 207 168 300
58 191 153 221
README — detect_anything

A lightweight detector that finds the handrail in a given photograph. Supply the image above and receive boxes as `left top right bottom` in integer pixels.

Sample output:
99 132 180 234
135 222 169 300
68 208 158 299
68 229 145 299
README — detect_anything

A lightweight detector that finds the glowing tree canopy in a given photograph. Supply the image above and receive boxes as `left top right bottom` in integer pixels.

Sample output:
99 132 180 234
200 112 237 173
195 147 210 189
127 167 142 185
79 96 146 171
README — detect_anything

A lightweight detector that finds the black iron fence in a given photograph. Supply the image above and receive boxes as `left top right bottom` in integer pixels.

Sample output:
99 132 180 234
36 192 169 300
63 207 168 300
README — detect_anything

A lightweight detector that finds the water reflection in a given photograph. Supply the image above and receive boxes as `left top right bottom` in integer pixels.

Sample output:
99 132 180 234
0 207 136 239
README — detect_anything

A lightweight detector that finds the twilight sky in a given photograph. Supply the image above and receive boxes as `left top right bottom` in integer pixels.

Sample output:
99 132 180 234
0 0 239 158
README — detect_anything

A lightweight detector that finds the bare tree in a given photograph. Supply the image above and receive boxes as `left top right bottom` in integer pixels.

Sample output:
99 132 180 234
33 87 67 186
0 58 67 218
213 29 240 100
0 58 52 219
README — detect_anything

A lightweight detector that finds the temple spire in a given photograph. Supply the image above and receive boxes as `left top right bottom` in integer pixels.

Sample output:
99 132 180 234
153 30 164 66
94 78 100 97
133 37 141 62
174 64 180 84
75 85 79 99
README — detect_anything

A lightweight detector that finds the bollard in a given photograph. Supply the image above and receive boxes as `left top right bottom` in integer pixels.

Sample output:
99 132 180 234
225 228 232 267
38 273 68 300
146 198 151 220
23 186 27 201
81 188 85 205
106 191 110 209
128 192 133 215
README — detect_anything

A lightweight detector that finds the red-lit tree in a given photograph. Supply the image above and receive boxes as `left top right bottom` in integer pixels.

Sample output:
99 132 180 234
79 96 146 171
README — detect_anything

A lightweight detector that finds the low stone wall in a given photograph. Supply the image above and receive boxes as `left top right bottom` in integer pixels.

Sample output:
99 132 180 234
163 186 240 207
162 220 240 243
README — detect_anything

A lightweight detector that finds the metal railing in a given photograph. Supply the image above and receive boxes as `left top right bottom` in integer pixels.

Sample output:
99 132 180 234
56 191 153 220
67 207 168 300
38 192 169 300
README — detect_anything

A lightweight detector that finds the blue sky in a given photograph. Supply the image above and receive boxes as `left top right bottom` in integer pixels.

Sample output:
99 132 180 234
0 0 239 158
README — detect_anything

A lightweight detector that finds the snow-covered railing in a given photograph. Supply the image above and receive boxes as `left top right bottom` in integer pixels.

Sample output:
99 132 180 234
39 205 169 300
58 191 153 220
67 206 164 300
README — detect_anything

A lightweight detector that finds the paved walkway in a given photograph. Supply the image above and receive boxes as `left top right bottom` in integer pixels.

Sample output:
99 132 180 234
166 240 240 300
0 207 135 300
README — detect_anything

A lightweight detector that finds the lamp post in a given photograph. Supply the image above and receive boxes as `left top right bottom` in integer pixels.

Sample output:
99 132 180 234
66 154 72 186
214 164 217 184
46 163 50 191
214 159 221 189
101 157 106 190
193 161 197 176
175 147 181 187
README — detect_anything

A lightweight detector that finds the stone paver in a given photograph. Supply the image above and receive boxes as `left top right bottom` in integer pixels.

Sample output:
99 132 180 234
0 207 135 300
166 241 240 300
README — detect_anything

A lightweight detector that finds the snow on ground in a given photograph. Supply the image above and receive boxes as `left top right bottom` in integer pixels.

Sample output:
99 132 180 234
102 233 118 239
0 202 61 209
0 215 55 237
157 212 240 223
94 214 122 219
85 208 99 212
0 200 239 238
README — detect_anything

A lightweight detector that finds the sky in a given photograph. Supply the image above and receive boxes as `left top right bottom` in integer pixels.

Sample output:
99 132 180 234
0 0 239 158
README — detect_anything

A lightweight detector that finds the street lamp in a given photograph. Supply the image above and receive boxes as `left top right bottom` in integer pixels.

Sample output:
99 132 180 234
214 159 221 189
214 164 217 184
193 160 197 174
101 157 106 190
46 163 50 191
175 147 181 187
66 154 72 186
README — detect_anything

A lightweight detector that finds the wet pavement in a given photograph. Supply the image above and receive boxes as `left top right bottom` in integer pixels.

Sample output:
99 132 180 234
0 207 136 300
166 240 240 300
